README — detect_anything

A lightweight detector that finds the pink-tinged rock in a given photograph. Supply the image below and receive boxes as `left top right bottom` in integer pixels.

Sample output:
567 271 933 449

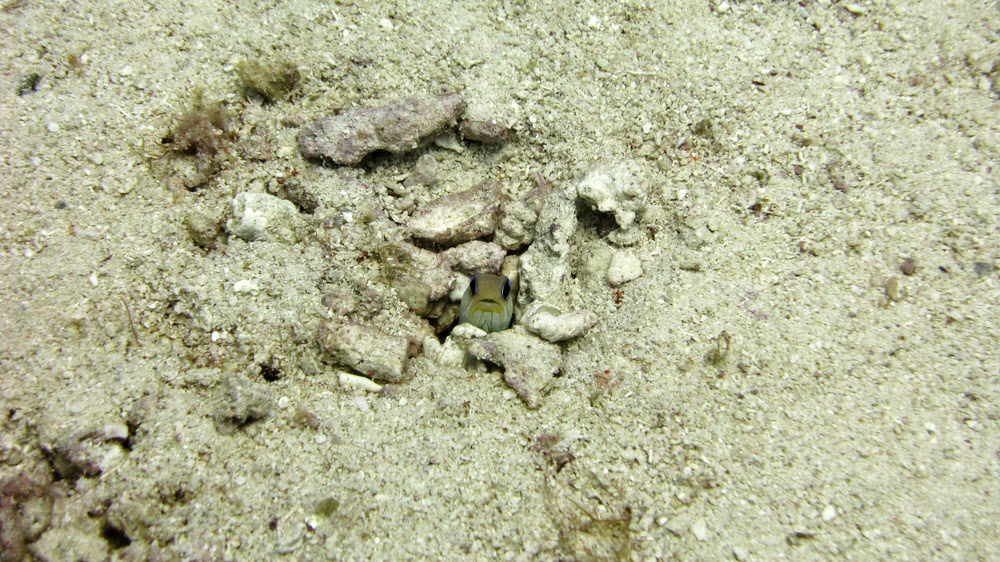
407 178 501 245
298 94 465 165
459 118 511 144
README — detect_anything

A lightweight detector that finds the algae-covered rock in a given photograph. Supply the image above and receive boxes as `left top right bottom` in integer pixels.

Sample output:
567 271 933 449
237 59 300 102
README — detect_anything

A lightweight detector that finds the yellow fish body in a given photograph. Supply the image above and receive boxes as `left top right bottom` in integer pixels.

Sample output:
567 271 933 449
459 273 514 333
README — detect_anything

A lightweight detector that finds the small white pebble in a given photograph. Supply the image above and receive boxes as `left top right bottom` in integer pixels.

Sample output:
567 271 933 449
339 372 382 393
664 514 690 536
233 279 258 293
691 518 708 541
451 323 487 338
354 395 370 413
277 396 290 408
119 65 133 76
924 421 937 433
314 434 327 444
965 420 978 429
46 122 60 133
733 546 749 561
103 422 129 440
822 505 837 522
432 132 464 152
607 249 643 286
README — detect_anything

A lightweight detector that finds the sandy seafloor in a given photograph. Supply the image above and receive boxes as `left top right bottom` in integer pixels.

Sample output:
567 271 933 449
2 0 999 560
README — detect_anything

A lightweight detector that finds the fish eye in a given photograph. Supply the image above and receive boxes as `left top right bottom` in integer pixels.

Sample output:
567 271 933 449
469 277 478 296
501 278 511 299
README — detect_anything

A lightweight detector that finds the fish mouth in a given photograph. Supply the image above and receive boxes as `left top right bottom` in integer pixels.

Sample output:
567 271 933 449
474 298 507 311
467 299 513 332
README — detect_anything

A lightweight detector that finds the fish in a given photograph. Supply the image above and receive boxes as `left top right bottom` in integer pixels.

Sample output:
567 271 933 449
459 273 514 333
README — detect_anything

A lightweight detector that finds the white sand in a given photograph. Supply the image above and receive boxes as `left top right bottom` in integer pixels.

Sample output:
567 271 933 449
1 0 998 559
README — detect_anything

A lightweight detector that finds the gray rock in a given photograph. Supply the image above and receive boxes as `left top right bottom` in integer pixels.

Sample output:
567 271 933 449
298 93 465 165
691 517 708 541
521 301 598 342
39 432 104 480
441 241 506 274
665 513 692 536
214 374 273 434
403 154 439 188
577 161 649 237
407 178 501 245
465 327 561 409
606 249 643 286
495 199 538 250
317 322 412 382
186 211 220 248
226 192 298 242
379 242 454 316
495 177 552 250
518 185 577 305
